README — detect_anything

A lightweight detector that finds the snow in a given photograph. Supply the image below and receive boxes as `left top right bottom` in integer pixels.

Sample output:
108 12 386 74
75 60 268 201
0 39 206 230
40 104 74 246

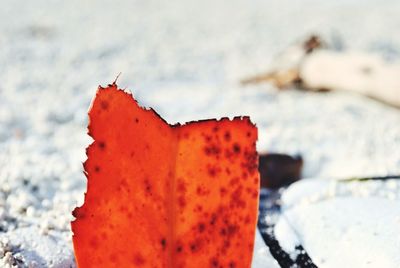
277 179 400 267
0 227 74 267
252 230 280 268
1 0 400 267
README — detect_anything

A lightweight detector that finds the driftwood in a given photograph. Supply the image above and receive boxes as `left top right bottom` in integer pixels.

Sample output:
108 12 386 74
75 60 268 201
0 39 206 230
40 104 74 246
242 35 400 108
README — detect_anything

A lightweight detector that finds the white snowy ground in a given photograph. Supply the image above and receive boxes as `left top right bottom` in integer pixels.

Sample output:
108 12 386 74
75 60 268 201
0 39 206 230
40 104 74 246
276 179 400 267
0 0 400 267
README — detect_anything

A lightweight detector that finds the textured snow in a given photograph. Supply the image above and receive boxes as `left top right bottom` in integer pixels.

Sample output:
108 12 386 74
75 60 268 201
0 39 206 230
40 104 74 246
252 230 280 268
277 179 400 267
1 0 400 267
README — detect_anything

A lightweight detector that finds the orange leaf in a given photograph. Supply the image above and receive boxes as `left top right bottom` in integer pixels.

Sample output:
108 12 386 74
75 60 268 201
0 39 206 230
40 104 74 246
71 83 259 268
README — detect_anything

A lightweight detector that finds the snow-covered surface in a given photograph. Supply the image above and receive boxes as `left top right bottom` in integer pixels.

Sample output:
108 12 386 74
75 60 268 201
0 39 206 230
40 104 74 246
277 179 400 267
252 230 280 268
1 0 400 267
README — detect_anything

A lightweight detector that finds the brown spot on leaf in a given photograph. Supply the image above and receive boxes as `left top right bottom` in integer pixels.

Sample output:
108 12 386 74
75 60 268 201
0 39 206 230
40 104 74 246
194 205 203 212
189 238 203 253
176 241 184 253
224 131 231 141
233 143 241 154
98 141 106 150
210 213 218 226
196 186 210 196
144 179 152 195
133 253 146 265
210 257 219 267
177 180 187 193
178 195 186 208
100 101 109 110
161 238 167 250
243 151 258 174
220 187 227 197
89 236 99 249
198 222 206 233
204 144 221 156
207 165 219 177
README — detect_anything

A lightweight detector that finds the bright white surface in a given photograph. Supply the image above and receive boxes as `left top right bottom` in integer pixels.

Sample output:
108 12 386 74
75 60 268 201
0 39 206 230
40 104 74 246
301 50 400 107
277 179 400 267
252 230 280 268
1 0 400 266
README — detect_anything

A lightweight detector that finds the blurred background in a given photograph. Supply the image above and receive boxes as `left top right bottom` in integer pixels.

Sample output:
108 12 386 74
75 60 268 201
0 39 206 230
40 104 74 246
0 0 400 266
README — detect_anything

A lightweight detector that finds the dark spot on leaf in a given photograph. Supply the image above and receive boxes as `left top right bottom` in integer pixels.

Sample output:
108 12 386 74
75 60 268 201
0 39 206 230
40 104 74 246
220 187 227 197
89 236 99 248
198 222 206 233
233 143 241 154
224 131 231 141
210 257 219 267
100 101 109 110
144 179 152 195
194 205 203 212
176 243 183 253
177 180 187 193
204 135 212 142
98 141 106 150
133 253 145 265
220 228 227 236
178 195 186 208
210 213 218 226
189 239 203 253
243 151 258 174
204 144 221 156
227 224 238 235
244 215 251 224
196 186 209 196
161 238 167 249
208 166 218 177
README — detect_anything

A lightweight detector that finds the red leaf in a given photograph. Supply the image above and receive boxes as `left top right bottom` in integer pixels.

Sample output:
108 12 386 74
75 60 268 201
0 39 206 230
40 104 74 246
71 83 259 268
